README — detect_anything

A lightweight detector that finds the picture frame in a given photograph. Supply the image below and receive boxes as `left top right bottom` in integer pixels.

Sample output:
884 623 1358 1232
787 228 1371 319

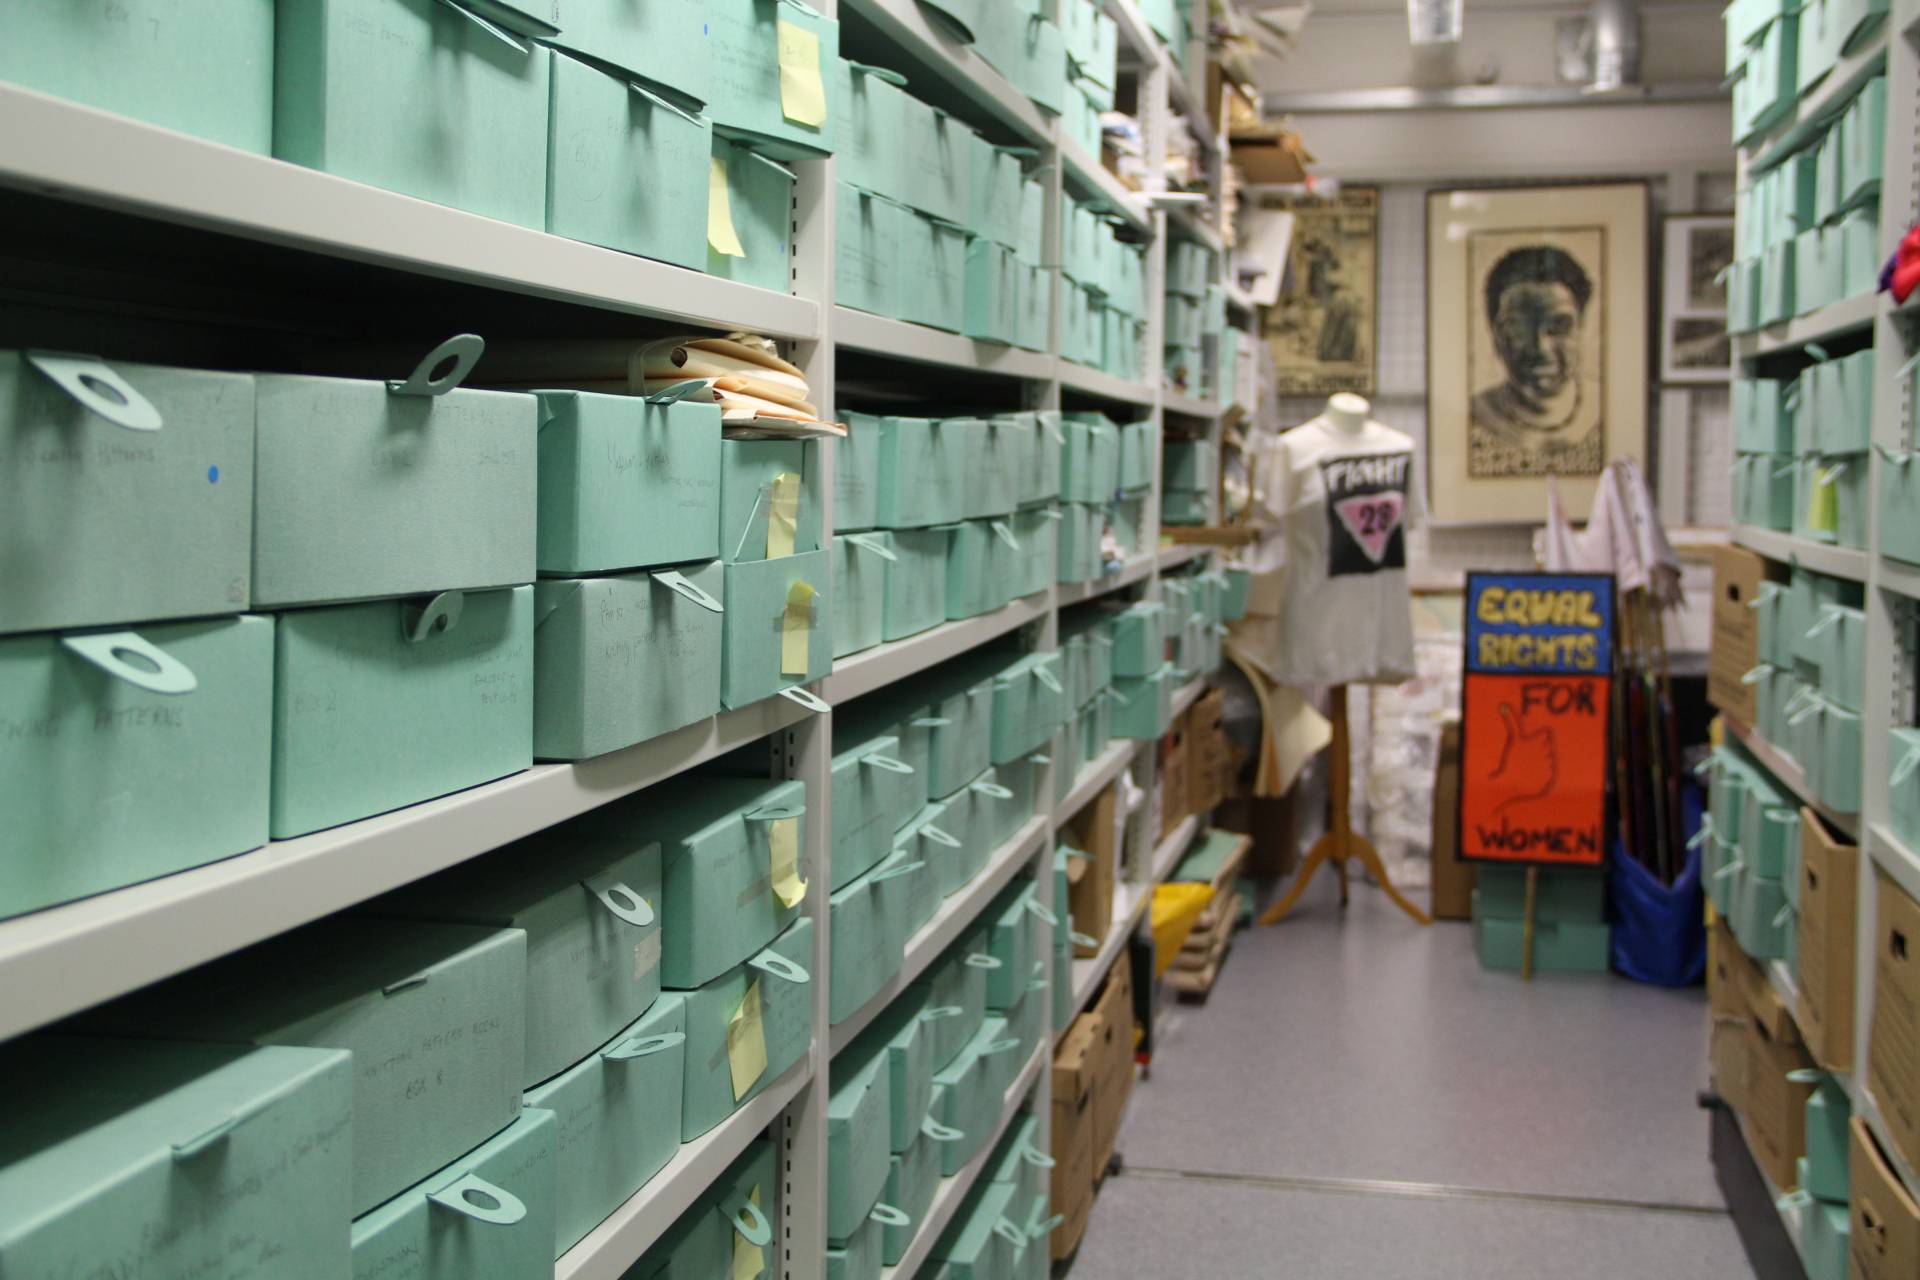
1660 213 1734 384
1424 182 1649 524
1259 186 1379 398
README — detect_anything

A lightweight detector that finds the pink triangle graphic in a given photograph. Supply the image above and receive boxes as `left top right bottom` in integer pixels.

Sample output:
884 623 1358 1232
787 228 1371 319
1333 492 1404 564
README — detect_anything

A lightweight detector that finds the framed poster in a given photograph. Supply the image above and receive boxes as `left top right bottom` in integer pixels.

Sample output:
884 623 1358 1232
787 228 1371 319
1661 214 1734 384
1459 571 1614 868
1259 186 1378 397
1425 183 1648 523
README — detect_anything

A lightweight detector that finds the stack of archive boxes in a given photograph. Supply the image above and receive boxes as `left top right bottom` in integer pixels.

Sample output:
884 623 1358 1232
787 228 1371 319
11 2 839 291
1164 238 1217 391
1739 567 1865 817
833 411 1063 660
1061 197 1151 380
1059 610 1121 791
916 0 1072 119
1059 413 1124 583
1162 436 1217 526
1110 600 1177 741
1470 864 1610 972
1702 740 1804 967
835 55 1051 348
1727 56 1885 333
1728 354 1872 547
1162 568 1230 682
1059 0 1122 163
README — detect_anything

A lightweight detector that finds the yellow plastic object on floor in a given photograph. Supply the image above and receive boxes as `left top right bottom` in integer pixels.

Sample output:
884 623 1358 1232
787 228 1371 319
1151 883 1215 978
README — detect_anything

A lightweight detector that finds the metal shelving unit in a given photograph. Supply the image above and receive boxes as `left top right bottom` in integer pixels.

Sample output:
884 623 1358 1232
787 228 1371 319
1734 289 1881 359
0 0 1249 1272
1731 525 1872 581
1725 719 1862 840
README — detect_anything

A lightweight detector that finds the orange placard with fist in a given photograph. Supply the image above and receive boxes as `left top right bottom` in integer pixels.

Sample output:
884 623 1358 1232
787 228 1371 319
1459 572 1614 867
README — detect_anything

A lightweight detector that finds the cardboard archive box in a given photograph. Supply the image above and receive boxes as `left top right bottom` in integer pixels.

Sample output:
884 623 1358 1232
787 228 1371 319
1797 812 1859 1072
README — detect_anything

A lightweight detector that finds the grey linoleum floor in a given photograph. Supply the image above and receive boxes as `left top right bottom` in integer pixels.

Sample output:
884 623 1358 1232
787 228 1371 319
1064 872 1762 1278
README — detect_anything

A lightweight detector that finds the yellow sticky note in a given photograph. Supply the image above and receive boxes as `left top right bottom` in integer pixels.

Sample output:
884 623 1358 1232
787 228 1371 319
732 1187 765 1280
726 979 767 1102
1808 470 1838 534
770 815 807 908
768 472 800 559
781 580 814 676
709 156 745 258
777 20 827 127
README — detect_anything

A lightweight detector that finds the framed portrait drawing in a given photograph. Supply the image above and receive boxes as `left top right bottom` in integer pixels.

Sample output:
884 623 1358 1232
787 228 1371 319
1425 183 1648 524
1661 214 1734 384
1260 186 1378 397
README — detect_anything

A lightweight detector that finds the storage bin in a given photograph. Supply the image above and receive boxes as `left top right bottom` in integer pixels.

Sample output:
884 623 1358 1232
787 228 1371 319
254 358 535 607
851 988 937 1153
969 140 1025 250
833 729 918 888
968 417 1021 520
662 917 814 1139
834 534 888 659
547 50 710 269
1016 261 1053 353
270 586 532 837
722 439 823 564
835 59 906 197
1164 438 1217 494
1815 455 1868 550
1814 700 1862 813
710 1141 784 1279
930 1025 1022 1174
902 101 975 226
1119 420 1154 492
533 388 721 576
1110 602 1166 677
829 1210 895 1280
721 549 831 706
641 777 810 988
545 1 709 107
1796 225 1837 316
875 416 970 528
1009 505 1059 599
704 0 837 158
984 884 1044 1009
523 1001 686 1257
829 1048 894 1243
1112 662 1175 739
708 137 797 292
899 212 969 333
924 674 997 797
1810 604 1865 713
0 1037 351 1278
1761 238 1796 325
1162 489 1209 525
933 1179 1024 1277
1736 14 1798 142
1056 502 1104 584
84 919 527 1215
838 411 884 533
276 0 550 227
838 184 902 318
1473 897 1610 971
1880 450 1920 565
1733 867 1791 958
1734 378 1789 454
370 811 664 1089
829 854 923 1024
946 520 1020 620
884 1130 942 1264
0 615 272 919
913 940 991 1071
533 565 724 759
1 353 255 635
350 1107 556 1280
1059 415 1122 503
869 526 948 641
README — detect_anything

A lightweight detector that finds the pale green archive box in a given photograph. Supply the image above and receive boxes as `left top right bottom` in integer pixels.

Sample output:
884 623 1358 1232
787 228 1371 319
524 1000 686 1258
83 919 528 1216
885 527 951 640
899 212 970 333
828 1044 894 1241
885 1129 941 1264
661 917 815 1139
270 586 534 838
875 416 969 528
706 0 838 158
2 0 274 152
722 438 825 562
835 533 890 659
967 416 1019 519
351 1107 557 1280
534 389 721 575
946 519 1020 621
533 564 725 760
722 549 832 706
965 237 1022 345
838 412 883 533
274 0 552 228
709 137 797 293
371 816 665 1089
547 50 712 270
839 183 902 319
253 361 536 607
0 615 272 920
544 0 711 107
836 59 906 196
644 777 811 988
0 1037 351 1279
2 352 254 636
829 853 923 1023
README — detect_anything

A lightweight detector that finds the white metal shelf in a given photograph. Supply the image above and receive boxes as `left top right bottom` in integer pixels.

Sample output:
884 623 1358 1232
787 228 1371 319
1167 202 1225 254
1734 291 1880 359
824 595 1049 704
833 307 1057 380
1877 554 1920 601
555 1055 814 1280
878 1040 1048 1279
1059 135 1152 233
1171 677 1206 721
1747 30 1891 171
1161 390 1222 419
0 84 821 341
1102 0 1160 59
1057 552 1157 606
841 0 1055 146
1055 741 1143 825
1731 525 1871 582
1158 543 1214 572
1064 882 1148 1028
1059 360 1158 405
1869 823 1920 903
0 696 808 1042
828 816 1051 1055
1150 814 1201 884
1725 718 1861 839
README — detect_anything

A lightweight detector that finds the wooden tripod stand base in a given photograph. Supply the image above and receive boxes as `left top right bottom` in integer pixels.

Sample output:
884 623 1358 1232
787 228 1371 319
1257 683 1432 928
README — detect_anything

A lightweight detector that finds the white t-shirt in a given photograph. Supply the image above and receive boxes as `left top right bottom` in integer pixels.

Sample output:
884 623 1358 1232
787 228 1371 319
1259 415 1419 688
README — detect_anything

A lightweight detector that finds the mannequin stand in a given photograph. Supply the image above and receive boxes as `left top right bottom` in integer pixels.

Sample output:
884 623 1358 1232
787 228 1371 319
1258 685 1432 927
